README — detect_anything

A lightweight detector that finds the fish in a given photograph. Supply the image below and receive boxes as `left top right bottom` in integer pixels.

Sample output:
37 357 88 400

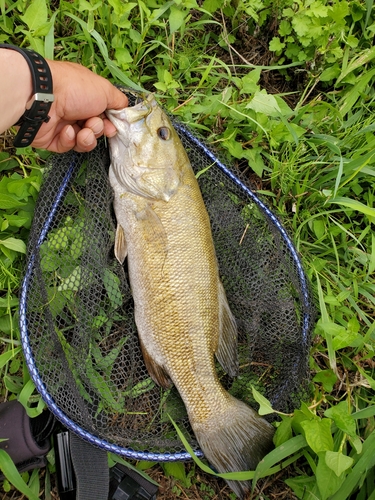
106 94 274 498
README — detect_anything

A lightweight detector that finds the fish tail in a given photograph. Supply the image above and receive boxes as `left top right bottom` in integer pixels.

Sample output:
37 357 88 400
191 396 274 499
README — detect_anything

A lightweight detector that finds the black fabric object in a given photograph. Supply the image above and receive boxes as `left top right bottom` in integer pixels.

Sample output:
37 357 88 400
0 400 53 478
109 463 158 500
0 43 54 147
70 432 109 500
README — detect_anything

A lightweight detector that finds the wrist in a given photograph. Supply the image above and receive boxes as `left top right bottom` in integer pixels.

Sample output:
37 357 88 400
0 45 54 147
0 48 33 131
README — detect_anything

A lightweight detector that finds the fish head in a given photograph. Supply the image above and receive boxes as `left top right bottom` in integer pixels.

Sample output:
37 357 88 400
106 94 185 202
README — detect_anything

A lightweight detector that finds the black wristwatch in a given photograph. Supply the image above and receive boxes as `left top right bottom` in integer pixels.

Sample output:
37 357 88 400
0 44 54 147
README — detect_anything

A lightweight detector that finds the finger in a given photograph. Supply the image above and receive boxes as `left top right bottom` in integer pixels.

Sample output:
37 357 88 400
74 127 97 153
102 118 117 138
58 124 76 149
84 116 104 137
42 124 77 153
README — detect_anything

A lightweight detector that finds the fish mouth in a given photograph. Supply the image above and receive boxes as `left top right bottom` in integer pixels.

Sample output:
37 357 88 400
106 93 157 128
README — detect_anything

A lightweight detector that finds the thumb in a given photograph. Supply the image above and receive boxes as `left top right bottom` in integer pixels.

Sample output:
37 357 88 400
106 83 128 110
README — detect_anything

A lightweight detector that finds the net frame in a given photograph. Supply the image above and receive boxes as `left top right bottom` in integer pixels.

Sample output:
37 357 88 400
19 108 314 462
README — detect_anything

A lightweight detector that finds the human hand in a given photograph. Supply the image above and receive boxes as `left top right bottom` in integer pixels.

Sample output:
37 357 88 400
30 60 128 153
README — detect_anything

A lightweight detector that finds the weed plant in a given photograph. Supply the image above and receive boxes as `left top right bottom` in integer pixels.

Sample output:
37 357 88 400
1 1 375 499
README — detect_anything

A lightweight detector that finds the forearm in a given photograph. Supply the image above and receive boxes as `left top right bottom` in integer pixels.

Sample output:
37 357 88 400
0 48 33 134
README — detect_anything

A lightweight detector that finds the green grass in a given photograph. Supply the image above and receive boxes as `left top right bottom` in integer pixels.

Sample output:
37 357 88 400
1 0 375 498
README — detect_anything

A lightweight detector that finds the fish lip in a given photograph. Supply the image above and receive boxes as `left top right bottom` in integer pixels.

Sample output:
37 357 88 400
106 94 156 127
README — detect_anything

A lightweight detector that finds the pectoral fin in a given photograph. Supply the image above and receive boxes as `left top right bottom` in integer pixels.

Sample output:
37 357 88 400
114 224 128 264
136 205 169 268
215 281 238 377
139 338 172 389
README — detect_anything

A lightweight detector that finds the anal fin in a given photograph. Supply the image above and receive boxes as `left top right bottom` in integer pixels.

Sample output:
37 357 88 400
215 281 238 377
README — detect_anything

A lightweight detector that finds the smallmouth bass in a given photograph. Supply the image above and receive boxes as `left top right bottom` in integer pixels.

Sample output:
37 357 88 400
106 95 274 498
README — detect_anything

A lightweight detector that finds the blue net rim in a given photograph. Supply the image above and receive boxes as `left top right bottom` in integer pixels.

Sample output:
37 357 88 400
19 124 313 461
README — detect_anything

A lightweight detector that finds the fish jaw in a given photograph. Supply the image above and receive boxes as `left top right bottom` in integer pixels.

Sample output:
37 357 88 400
106 96 181 202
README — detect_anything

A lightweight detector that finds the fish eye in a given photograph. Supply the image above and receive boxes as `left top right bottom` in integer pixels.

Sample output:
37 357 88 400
157 127 171 140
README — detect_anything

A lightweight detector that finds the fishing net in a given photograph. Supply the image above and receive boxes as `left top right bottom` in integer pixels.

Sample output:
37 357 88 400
19 92 315 461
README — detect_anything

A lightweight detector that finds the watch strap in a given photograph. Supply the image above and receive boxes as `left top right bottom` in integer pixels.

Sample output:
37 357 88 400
0 44 54 147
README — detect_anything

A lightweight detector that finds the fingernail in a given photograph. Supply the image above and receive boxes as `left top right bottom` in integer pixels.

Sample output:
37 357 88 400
66 125 75 141
83 133 96 146
92 122 104 136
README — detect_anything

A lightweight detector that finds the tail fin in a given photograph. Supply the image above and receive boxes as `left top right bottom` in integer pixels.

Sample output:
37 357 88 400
191 395 274 498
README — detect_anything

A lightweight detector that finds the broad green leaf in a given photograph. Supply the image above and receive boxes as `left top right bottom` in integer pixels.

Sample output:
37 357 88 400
348 435 362 454
324 402 356 437
292 403 319 434
316 452 345 500
3 214 30 228
28 468 41 497
273 416 293 447
242 148 266 178
325 451 353 476
313 369 337 392
0 450 40 500
313 219 326 239
202 0 222 13
78 0 101 11
240 68 261 94
300 418 333 453
169 5 186 33
0 194 26 209
251 386 274 415
0 296 19 308
4 374 23 394
331 328 359 351
339 67 375 115
320 65 341 81
57 266 82 292
0 238 26 254
330 430 375 500
103 269 123 309
0 347 22 369
20 0 48 31
252 435 307 488
162 462 190 487
246 90 282 116
285 475 318 499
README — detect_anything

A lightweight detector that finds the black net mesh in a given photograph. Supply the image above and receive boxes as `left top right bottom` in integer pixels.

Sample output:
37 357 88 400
21 103 314 457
